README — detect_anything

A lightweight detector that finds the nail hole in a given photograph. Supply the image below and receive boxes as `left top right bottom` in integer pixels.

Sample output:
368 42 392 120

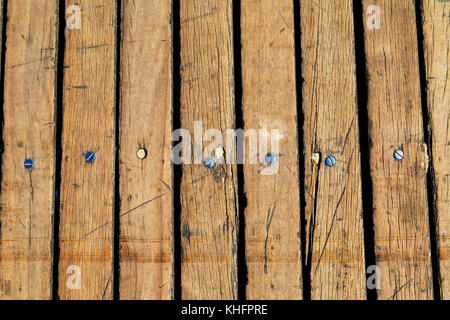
137 148 147 160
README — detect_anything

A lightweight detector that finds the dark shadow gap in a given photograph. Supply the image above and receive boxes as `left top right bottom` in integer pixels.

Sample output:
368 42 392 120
352 0 377 301
113 0 122 300
172 0 182 301
52 0 66 300
0 0 7 241
293 0 310 300
232 0 247 301
414 0 441 300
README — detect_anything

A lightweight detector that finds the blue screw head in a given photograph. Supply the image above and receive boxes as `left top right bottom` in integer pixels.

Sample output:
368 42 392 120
265 153 276 164
204 158 214 168
85 152 95 163
325 156 336 167
394 149 404 160
24 159 34 170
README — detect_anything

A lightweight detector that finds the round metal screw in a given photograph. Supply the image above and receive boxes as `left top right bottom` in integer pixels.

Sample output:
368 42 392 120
137 148 147 160
85 152 95 163
325 156 336 167
265 153 276 164
394 149 404 160
204 158 214 168
24 159 34 170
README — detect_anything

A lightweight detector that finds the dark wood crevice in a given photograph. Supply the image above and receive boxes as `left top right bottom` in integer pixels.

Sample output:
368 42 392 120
414 0 441 300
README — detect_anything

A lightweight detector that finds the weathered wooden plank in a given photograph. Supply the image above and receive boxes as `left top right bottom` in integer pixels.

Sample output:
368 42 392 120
58 0 116 299
301 0 366 299
241 0 302 299
422 0 449 300
179 0 238 299
362 0 433 299
119 0 173 299
0 0 58 300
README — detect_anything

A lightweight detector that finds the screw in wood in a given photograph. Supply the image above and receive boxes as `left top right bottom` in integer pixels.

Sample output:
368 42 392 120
24 159 34 170
85 152 95 163
394 149 404 160
265 153 276 164
204 158 214 168
325 156 336 167
137 148 147 160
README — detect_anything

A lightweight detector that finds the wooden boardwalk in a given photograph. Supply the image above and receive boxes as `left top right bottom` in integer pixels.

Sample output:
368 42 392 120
0 0 448 300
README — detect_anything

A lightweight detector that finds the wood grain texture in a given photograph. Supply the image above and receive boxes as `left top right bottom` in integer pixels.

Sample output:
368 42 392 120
179 0 238 299
241 0 302 299
422 0 449 300
362 0 433 299
301 0 366 299
0 0 58 300
119 0 173 300
58 0 116 300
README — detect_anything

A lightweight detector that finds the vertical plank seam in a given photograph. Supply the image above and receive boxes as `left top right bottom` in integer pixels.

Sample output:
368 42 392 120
172 0 182 301
52 0 66 300
0 0 7 254
414 0 442 300
293 0 308 300
232 0 248 301
113 0 122 300
169 0 175 300
353 0 377 301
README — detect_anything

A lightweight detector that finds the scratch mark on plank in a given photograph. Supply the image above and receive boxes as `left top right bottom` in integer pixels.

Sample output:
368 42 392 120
75 44 109 50
387 279 413 300
341 117 355 153
14 215 26 229
28 172 34 247
80 174 209 239
280 159 299 182
79 192 169 239
8 57 51 69
101 276 111 300
315 186 347 272
181 7 219 24
159 177 172 191
264 203 277 274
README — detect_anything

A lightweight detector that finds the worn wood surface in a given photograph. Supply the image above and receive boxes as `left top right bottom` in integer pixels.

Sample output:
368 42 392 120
363 0 433 299
422 0 449 300
179 0 238 300
0 0 58 300
241 0 302 300
301 0 366 299
119 0 173 300
58 0 116 300
0 0 448 301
